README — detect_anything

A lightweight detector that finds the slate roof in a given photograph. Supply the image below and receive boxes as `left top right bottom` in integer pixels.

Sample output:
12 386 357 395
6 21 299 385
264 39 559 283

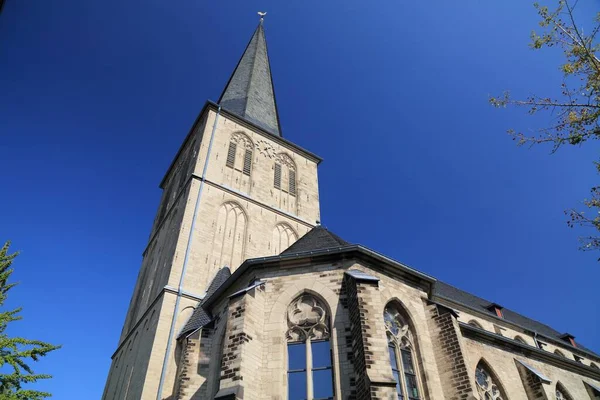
178 267 231 338
177 226 598 358
432 281 596 356
281 225 350 255
218 21 282 137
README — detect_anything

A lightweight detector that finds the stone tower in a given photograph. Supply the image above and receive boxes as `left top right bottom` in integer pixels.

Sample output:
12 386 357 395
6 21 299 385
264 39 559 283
102 20 321 400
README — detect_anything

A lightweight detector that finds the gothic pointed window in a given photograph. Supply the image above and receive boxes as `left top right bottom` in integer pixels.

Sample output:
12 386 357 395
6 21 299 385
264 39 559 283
384 304 422 400
274 153 296 196
555 382 573 400
475 361 508 400
225 132 254 193
514 336 527 345
286 294 334 400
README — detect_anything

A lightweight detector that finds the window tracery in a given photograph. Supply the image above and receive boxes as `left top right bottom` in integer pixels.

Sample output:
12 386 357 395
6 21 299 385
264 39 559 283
475 363 506 400
274 153 297 196
384 304 421 399
286 294 333 400
555 383 573 400
272 223 298 255
226 132 254 176
286 294 329 342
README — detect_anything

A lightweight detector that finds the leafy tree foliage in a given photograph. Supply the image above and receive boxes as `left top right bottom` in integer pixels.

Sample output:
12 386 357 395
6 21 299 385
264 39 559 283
0 241 60 399
490 0 600 253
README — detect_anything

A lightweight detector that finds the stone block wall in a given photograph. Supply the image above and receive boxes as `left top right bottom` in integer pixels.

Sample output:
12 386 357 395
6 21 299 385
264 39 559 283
425 303 475 400
344 273 397 400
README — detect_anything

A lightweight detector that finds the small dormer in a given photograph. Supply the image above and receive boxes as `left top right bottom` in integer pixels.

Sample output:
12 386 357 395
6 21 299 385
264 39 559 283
559 332 577 348
486 302 504 318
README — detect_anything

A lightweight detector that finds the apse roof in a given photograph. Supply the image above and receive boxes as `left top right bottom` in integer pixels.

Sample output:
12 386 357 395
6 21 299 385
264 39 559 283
280 225 350 255
180 225 598 358
178 267 231 338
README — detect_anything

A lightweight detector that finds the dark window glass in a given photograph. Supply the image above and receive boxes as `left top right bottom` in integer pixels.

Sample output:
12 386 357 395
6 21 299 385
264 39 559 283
288 343 306 371
226 142 236 168
405 373 419 399
388 345 403 398
288 371 307 400
392 370 403 399
313 369 333 399
388 346 398 369
311 341 331 369
401 350 415 374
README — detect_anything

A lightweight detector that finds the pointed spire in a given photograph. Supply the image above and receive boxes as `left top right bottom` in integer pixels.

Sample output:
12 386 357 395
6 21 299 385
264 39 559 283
218 20 282 137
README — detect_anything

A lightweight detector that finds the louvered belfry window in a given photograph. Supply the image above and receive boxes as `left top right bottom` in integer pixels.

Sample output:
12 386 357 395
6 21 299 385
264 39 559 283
226 142 237 168
274 163 282 189
288 170 296 196
243 149 252 176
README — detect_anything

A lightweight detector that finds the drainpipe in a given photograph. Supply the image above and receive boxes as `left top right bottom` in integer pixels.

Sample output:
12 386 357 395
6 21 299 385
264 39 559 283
156 106 221 400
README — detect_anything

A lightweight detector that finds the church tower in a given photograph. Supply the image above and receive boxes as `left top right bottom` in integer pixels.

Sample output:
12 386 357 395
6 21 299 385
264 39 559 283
102 20 321 400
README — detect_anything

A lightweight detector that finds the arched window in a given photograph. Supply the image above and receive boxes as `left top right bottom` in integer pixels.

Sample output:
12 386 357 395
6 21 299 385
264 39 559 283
554 349 566 358
274 153 297 196
514 335 527 344
286 294 334 400
211 201 247 270
272 223 298 254
225 132 253 175
591 362 599 369
555 382 573 400
468 320 483 329
475 361 507 400
224 132 254 193
384 304 422 399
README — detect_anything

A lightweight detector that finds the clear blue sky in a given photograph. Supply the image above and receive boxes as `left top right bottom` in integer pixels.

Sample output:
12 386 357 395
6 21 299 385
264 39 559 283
0 0 598 398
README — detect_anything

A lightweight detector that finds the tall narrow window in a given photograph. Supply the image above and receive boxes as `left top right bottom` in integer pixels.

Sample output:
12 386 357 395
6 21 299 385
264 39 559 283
289 170 296 196
287 294 334 400
384 304 422 400
243 149 252 176
274 163 282 189
226 142 237 168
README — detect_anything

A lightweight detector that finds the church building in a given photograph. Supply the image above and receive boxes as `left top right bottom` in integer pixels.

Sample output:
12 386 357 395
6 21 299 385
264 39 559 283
102 19 600 400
